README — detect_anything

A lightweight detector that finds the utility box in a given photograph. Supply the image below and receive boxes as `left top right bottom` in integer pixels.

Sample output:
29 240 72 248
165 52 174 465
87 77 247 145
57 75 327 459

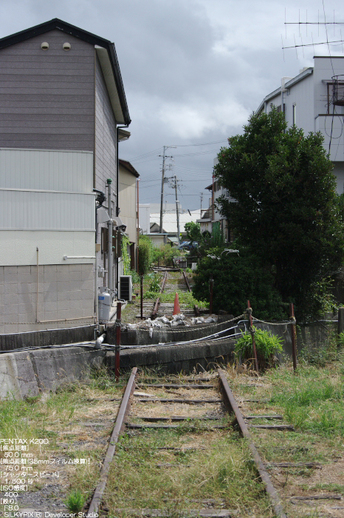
120 275 132 301
98 290 112 321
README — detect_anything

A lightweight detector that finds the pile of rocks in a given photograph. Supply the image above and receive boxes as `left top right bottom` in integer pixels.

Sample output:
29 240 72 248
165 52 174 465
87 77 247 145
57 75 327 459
125 313 218 331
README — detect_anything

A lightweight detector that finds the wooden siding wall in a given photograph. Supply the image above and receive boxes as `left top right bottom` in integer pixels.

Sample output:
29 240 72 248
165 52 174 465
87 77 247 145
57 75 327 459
94 56 117 192
0 30 95 151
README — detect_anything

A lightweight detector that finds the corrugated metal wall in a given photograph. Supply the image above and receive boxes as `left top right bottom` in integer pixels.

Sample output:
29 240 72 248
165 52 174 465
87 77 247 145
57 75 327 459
0 190 94 231
0 148 93 192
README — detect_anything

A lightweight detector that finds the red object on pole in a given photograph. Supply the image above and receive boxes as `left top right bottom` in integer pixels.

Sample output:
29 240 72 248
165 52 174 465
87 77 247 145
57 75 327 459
290 303 297 372
173 292 180 315
247 300 259 373
115 302 122 381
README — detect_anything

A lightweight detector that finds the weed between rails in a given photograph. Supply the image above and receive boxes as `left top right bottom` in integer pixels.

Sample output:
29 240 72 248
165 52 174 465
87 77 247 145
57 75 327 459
105 430 270 516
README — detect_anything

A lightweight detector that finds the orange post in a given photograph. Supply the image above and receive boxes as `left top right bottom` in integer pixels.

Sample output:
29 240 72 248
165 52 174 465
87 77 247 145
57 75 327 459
173 292 180 315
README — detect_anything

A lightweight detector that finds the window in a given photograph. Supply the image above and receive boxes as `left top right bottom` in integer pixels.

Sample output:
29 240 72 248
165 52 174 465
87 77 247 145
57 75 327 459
292 103 296 126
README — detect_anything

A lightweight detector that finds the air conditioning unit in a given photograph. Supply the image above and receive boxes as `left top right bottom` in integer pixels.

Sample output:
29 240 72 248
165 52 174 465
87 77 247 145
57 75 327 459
120 275 132 301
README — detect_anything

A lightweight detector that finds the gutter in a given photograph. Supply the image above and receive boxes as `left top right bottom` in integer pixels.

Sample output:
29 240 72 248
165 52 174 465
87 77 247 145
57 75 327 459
256 67 314 114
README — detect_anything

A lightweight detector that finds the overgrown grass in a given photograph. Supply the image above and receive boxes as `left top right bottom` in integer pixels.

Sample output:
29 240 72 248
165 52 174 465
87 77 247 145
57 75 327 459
0 371 124 503
263 359 344 437
105 430 271 516
144 290 208 310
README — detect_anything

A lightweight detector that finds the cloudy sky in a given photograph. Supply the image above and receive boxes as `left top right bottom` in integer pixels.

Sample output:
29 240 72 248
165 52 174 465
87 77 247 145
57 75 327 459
1 0 343 211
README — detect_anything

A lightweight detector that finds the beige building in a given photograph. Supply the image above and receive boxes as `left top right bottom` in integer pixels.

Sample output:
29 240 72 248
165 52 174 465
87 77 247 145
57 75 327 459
119 159 140 272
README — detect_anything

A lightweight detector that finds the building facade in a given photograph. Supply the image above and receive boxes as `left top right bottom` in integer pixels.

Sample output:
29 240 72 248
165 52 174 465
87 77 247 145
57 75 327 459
256 56 344 193
119 159 140 272
0 19 130 333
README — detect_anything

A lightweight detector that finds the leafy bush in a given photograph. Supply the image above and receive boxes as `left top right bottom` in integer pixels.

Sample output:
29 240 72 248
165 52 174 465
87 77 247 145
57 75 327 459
148 273 162 292
138 235 154 275
154 244 181 267
121 234 131 274
192 244 285 320
235 327 283 369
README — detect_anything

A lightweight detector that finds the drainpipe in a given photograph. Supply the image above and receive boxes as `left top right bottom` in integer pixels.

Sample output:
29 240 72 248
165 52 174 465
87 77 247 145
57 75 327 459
116 124 130 294
107 179 113 294
36 247 39 323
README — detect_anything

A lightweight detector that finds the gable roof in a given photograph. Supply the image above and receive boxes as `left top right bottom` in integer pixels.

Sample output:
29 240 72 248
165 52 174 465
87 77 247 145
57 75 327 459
0 18 131 126
119 159 139 178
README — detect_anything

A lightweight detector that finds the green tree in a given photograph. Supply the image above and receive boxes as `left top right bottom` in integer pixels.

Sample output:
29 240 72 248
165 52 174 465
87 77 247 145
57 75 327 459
192 245 284 320
214 109 344 320
185 221 202 244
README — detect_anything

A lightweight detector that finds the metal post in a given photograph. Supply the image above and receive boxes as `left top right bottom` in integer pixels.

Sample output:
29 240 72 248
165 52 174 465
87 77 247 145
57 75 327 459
140 275 144 320
247 300 259 373
338 307 344 336
209 277 214 315
290 303 297 372
107 179 113 293
115 302 122 382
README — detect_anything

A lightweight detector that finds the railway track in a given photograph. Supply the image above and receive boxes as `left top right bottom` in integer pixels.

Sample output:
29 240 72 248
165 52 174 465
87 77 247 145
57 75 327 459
87 368 289 517
148 269 197 320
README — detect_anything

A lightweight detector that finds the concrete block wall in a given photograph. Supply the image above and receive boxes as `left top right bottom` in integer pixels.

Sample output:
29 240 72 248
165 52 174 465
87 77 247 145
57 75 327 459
0 264 95 334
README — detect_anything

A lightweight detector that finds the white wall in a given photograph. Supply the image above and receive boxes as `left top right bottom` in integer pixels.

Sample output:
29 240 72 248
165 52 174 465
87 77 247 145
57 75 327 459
0 231 95 266
0 148 95 266
0 148 93 192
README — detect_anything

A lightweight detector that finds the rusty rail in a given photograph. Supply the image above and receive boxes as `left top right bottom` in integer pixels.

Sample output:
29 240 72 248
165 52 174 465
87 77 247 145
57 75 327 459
87 367 138 514
151 271 168 318
182 270 191 292
218 369 287 518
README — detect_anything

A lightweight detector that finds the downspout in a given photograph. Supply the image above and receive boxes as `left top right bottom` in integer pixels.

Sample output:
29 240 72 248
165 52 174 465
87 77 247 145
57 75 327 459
94 200 98 329
137 177 140 272
107 179 113 294
116 124 130 294
36 247 39 323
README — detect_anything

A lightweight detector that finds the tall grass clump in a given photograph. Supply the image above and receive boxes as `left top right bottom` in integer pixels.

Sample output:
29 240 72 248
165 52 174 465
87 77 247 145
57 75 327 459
235 328 283 370
265 360 344 437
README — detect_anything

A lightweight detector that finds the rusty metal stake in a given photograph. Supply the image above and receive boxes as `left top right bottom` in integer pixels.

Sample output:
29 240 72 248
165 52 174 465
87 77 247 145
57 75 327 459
247 300 259 373
209 277 214 314
115 302 122 381
338 307 344 336
140 275 144 319
290 303 297 372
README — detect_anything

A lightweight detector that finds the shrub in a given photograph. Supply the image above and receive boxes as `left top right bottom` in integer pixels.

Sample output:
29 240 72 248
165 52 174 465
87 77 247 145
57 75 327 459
192 245 285 320
138 235 154 275
235 327 283 370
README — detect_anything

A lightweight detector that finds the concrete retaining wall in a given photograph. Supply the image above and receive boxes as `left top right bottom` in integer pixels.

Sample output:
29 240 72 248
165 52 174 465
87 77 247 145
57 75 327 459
0 325 96 351
108 317 239 346
0 346 105 399
106 337 236 374
0 318 338 400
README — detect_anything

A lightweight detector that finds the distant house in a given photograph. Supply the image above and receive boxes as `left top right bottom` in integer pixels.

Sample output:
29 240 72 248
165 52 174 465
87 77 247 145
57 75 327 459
256 56 344 192
150 207 201 245
198 159 231 242
119 159 139 272
0 19 131 333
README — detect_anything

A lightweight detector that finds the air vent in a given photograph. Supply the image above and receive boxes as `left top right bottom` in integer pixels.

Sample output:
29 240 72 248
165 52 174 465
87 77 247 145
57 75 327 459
120 275 132 301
